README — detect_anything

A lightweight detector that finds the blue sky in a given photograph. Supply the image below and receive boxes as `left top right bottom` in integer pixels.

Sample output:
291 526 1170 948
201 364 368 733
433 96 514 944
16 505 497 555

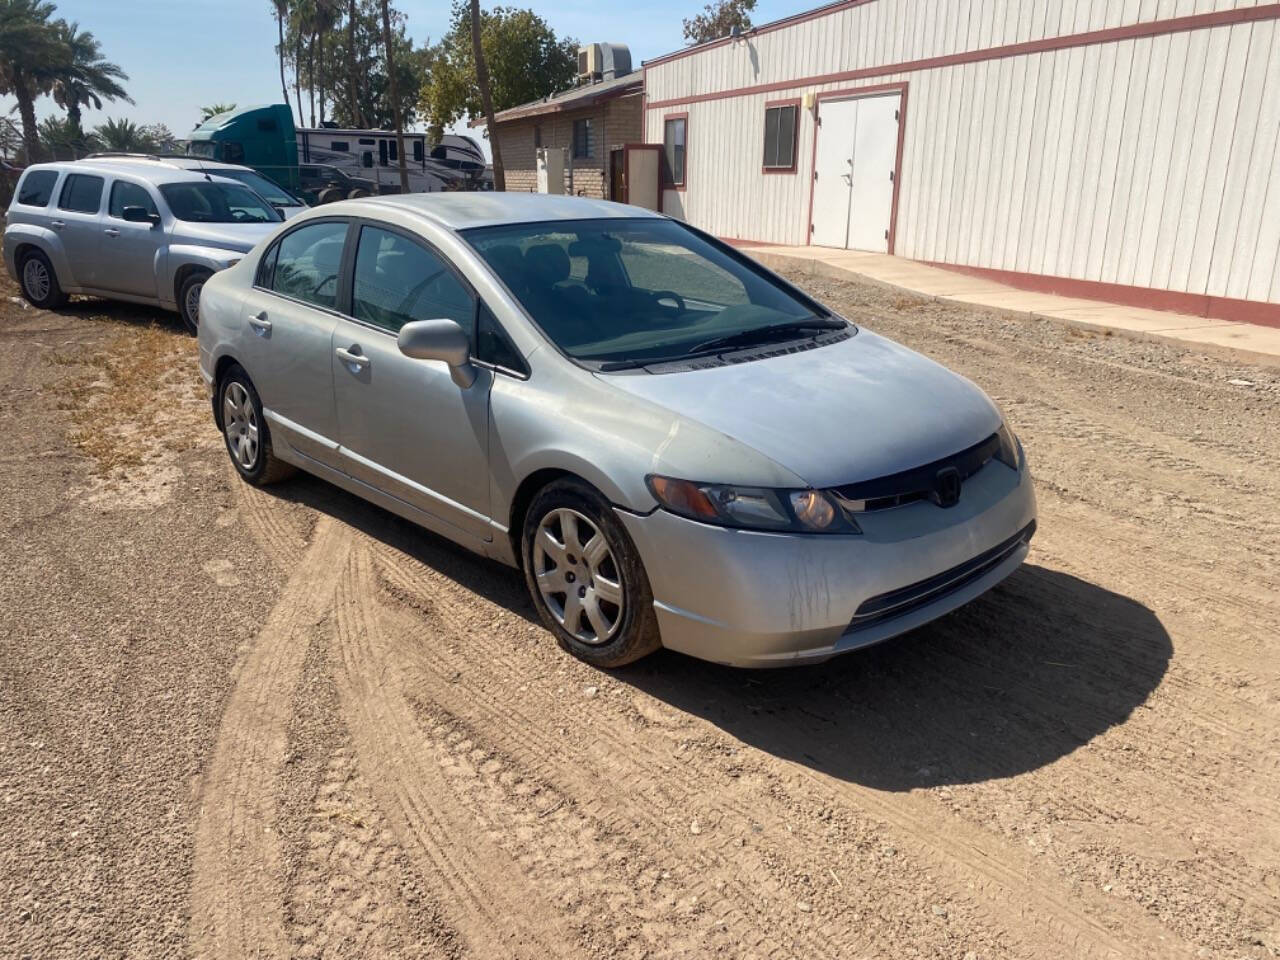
3 0 806 147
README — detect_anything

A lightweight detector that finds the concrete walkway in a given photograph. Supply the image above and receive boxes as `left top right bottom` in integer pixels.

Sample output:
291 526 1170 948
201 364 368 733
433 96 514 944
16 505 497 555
742 245 1280 361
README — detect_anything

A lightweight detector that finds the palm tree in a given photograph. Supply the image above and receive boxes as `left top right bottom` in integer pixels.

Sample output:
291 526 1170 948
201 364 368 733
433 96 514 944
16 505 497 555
50 20 131 139
379 0 407 192
470 0 504 190
199 102 237 122
0 0 63 162
93 117 156 153
270 0 293 122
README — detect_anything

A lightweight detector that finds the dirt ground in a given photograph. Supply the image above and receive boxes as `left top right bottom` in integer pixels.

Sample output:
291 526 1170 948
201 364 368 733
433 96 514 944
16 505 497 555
0 265 1277 960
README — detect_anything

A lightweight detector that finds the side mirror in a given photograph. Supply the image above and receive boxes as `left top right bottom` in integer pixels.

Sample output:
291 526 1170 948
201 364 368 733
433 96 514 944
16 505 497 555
122 206 160 226
397 318 477 388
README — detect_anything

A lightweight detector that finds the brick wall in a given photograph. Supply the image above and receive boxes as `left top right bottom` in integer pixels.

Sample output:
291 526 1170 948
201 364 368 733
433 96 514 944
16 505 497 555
492 90 643 199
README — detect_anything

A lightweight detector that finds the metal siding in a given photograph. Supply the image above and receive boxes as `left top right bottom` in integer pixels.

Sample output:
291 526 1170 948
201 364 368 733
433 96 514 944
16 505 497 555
642 2 1280 299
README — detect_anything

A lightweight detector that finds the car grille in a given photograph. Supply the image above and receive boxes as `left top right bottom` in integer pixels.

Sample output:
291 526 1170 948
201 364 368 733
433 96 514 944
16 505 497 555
844 520 1036 634
830 432 1001 512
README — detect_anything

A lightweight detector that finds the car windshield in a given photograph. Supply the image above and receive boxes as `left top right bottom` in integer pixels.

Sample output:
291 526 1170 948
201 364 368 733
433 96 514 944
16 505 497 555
187 141 216 159
464 218 836 366
158 181 281 223
218 169 304 206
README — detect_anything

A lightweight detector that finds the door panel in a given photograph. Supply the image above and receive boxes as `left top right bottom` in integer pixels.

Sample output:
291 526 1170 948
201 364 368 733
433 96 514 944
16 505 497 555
331 318 493 540
54 173 106 287
846 93 900 254
234 219 350 468
237 288 342 467
810 99 859 248
99 180 161 298
332 224 493 539
624 146 661 211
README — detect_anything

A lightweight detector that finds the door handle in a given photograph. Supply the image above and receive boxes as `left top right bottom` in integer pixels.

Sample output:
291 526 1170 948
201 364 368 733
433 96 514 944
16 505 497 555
104 228 120 238
50 219 65 230
335 345 368 368
248 311 272 333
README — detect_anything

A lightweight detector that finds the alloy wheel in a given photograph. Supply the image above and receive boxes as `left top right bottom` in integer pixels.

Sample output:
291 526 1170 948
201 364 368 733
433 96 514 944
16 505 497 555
185 281 204 328
533 507 624 644
222 381 259 470
22 258 50 302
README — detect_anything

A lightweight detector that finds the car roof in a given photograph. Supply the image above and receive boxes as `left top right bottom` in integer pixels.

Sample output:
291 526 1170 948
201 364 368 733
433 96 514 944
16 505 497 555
24 159 246 185
349 192 663 231
84 155 256 175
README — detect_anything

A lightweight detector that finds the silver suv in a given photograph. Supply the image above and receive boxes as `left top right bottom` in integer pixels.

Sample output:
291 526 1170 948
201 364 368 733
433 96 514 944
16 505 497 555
85 153 310 220
3 159 283 332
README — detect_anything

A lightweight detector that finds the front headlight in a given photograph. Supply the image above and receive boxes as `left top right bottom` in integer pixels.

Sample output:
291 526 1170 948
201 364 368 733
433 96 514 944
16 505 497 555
646 475 860 534
995 422 1022 470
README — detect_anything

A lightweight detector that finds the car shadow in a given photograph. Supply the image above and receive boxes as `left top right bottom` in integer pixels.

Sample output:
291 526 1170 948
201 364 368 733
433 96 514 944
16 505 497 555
253 475 1170 791
259 472 541 623
613 564 1171 790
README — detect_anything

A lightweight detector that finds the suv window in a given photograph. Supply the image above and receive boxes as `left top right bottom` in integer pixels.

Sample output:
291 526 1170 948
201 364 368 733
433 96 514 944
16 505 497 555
16 170 58 207
108 181 158 219
58 174 104 213
352 226 474 335
267 220 348 309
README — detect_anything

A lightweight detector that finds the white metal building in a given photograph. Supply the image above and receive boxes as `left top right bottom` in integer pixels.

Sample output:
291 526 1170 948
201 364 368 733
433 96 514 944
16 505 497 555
643 1 1280 325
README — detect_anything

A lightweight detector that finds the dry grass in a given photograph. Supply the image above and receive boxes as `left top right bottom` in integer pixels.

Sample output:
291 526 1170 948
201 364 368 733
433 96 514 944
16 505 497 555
53 323 209 481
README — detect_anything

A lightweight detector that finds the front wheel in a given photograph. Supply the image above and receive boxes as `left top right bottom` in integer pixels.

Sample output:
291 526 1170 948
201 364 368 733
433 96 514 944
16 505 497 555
179 270 211 335
522 479 661 668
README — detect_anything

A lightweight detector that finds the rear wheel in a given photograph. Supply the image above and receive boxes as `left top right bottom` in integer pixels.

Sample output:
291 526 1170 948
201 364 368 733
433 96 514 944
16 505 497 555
18 250 68 309
218 364 294 485
522 479 661 668
178 270 211 335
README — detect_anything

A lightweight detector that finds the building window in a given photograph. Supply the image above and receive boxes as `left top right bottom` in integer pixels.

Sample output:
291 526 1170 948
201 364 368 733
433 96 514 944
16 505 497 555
534 124 542 149
762 102 798 171
330 141 349 152
663 116 686 188
572 118 593 159
413 140 424 162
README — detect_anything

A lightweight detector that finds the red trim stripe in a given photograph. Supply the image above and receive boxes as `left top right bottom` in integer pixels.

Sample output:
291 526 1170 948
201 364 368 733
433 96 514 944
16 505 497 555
645 4 1280 110
921 261 1280 331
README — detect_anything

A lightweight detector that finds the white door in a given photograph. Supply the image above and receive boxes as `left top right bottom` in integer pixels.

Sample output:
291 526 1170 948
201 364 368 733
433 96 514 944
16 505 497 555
810 93 901 253
810 98 859 248
846 93 900 253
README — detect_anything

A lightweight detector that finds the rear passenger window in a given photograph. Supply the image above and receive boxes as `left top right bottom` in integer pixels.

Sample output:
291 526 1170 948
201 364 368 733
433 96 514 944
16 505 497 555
268 220 348 309
108 181 157 219
352 226 474 335
16 170 58 207
58 174 104 214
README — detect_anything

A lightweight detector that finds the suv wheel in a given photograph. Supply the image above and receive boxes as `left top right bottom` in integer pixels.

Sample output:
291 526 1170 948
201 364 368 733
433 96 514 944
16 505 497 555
522 479 661 668
219 364 294 485
18 250 68 309
179 270 211 335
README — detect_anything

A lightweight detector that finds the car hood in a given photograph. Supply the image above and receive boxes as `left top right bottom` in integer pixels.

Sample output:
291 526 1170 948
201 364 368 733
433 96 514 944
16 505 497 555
170 220 279 252
600 328 1003 489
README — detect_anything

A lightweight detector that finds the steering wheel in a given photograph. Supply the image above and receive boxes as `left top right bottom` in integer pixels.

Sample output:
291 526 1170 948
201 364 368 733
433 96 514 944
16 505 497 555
313 273 337 295
647 289 686 317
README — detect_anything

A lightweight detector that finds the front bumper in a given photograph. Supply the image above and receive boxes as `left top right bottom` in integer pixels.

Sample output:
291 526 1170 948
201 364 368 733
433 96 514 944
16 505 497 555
618 461 1037 667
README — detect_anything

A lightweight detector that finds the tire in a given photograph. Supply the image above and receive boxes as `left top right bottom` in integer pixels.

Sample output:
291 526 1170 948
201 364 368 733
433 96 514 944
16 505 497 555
218 364 294 486
346 187 370 199
18 249 68 309
317 186 345 205
178 270 212 336
522 478 661 668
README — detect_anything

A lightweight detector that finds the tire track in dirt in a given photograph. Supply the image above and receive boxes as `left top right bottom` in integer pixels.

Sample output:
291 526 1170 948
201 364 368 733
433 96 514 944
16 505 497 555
368 543 1189 959
332 546 584 960
188 515 352 960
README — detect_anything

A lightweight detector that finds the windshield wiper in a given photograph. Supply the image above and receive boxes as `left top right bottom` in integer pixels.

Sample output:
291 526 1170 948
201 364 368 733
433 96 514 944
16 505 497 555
687 317 846 356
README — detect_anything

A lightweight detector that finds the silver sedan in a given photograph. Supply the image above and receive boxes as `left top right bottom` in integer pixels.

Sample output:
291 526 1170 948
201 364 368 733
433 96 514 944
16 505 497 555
197 193 1036 668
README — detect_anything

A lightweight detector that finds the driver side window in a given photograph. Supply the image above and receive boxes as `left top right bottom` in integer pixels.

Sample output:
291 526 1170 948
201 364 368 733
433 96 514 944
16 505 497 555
268 220 348 309
352 226 474 335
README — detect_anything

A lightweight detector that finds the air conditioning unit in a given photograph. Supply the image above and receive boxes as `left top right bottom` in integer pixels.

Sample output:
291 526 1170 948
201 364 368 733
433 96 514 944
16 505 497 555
577 44 602 81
